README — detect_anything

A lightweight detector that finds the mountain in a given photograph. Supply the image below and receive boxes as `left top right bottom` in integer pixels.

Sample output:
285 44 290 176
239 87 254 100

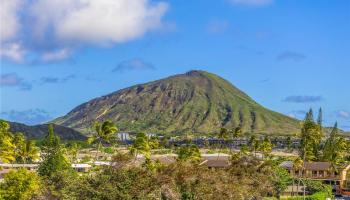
53 70 300 135
7 121 86 140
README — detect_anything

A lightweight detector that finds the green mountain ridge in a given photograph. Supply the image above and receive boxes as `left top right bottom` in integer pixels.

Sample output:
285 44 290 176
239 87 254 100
4 121 86 140
52 70 300 135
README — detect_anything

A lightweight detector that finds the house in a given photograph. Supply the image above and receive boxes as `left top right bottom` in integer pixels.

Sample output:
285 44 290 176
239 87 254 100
280 161 350 195
71 164 92 172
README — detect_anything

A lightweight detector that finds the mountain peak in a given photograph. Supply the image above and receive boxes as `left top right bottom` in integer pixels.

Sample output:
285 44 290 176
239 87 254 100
184 70 208 76
53 71 299 135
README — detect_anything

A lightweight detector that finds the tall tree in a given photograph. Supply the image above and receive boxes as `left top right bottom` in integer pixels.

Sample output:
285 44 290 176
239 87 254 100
232 127 242 139
271 167 292 199
38 124 71 177
16 138 39 163
258 137 273 159
322 122 347 165
88 120 118 162
217 128 229 159
130 132 151 160
286 136 293 152
66 142 80 163
299 109 322 161
12 133 39 163
0 120 15 163
293 157 303 196
248 135 259 156
177 144 201 163
317 108 323 129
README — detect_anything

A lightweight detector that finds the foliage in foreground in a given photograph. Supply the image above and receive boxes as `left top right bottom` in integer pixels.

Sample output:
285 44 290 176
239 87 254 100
43 155 293 200
0 168 41 200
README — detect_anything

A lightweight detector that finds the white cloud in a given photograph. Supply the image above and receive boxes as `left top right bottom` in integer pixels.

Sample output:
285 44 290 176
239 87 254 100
0 0 22 42
0 43 26 61
41 49 71 62
29 0 168 45
230 0 273 6
113 58 155 72
1 0 169 62
0 0 25 61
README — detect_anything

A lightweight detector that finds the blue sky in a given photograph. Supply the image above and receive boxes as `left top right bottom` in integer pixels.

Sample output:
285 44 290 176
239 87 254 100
1 0 349 130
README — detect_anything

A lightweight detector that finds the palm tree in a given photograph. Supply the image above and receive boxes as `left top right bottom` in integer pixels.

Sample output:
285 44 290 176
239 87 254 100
17 140 39 163
217 128 229 160
129 132 151 162
88 120 118 162
293 157 303 196
248 135 259 157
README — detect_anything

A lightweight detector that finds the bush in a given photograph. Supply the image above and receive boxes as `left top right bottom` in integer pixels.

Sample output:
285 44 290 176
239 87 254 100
0 168 42 200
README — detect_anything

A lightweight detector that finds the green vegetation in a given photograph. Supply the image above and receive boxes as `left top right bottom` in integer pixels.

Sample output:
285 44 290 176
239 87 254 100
176 144 201 162
0 168 41 200
87 120 118 161
38 124 72 177
299 109 323 161
0 120 39 164
1 114 349 200
52 70 300 135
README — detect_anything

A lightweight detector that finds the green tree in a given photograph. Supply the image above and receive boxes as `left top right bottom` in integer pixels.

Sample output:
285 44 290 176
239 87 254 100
88 120 118 162
322 122 347 165
286 136 293 152
217 128 229 159
0 120 15 163
66 142 80 163
12 133 39 163
232 127 242 139
176 144 201 163
271 167 292 199
292 157 303 195
38 124 71 177
299 109 322 161
240 144 249 155
248 135 259 156
0 168 41 200
317 107 323 131
130 132 151 159
258 137 273 159
17 139 39 163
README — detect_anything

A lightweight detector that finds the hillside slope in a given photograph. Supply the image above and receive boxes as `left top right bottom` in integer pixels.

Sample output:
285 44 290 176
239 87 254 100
53 70 300 135
7 121 86 140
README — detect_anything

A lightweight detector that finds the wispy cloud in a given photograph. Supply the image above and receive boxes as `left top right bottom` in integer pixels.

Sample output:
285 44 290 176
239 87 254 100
0 73 32 90
336 110 350 119
259 78 270 83
1 0 169 62
0 109 52 125
41 49 71 62
113 58 156 72
206 20 229 34
229 0 273 7
40 74 76 84
283 95 323 103
277 51 307 62
0 43 26 62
